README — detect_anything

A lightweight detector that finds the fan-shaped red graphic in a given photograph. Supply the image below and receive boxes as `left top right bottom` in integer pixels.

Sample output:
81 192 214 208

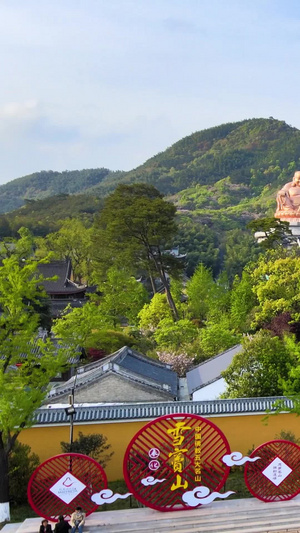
123 413 230 512
244 440 300 502
27 453 107 521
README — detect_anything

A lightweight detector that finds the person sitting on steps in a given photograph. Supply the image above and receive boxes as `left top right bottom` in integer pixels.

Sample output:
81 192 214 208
70 506 85 533
54 515 71 533
39 519 52 533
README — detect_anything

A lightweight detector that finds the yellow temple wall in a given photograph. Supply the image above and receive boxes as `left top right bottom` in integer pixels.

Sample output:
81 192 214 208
18 412 300 481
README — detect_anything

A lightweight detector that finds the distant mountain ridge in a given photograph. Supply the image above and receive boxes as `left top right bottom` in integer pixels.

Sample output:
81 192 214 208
0 168 124 213
1 117 300 214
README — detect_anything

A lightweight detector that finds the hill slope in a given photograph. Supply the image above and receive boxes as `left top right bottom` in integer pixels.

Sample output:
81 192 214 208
0 168 124 213
3 117 300 277
90 117 300 197
1 117 300 217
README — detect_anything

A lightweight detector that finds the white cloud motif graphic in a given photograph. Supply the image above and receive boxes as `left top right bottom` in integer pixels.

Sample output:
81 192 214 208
141 476 166 486
182 486 234 507
91 489 132 505
222 452 260 466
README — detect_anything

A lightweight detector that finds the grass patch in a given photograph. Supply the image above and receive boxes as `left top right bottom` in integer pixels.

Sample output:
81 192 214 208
224 467 252 499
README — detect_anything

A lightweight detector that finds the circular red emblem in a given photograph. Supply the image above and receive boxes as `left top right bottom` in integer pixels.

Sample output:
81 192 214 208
27 453 107 521
123 413 230 511
244 440 300 502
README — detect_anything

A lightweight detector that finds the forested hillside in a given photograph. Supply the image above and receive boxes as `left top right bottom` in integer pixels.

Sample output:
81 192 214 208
0 168 123 213
2 117 300 275
100 117 300 195
1 118 300 214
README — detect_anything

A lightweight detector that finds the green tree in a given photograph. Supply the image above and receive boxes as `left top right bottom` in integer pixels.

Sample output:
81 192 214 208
61 432 113 468
230 272 256 332
247 217 295 250
206 271 231 321
223 229 260 281
186 264 216 321
8 442 39 505
274 430 300 444
176 217 220 276
0 227 34 262
154 318 198 351
35 219 93 283
138 293 173 332
92 184 181 318
97 267 148 327
52 301 109 348
250 252 300 327
222 330 297 398
0 255 71 520
198 315 241 359
53 267 148 352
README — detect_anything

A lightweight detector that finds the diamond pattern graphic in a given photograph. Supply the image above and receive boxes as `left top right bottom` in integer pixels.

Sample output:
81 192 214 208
262 457 292 487
50 471 86 504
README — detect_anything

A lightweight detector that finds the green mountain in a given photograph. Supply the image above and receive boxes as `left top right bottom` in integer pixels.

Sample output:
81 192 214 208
91 117 300 197
0 168 124 213
4 193 103 236
1 118 300 214
2 117 300 276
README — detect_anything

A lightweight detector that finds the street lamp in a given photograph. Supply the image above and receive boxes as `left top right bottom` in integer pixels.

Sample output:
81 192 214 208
65 397 76 452
64 371 78 452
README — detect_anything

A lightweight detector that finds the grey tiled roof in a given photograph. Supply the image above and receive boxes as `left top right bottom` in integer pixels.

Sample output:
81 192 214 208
38 260 86 295
35 396 294 425
2 329 80 365
186 344 243 394
48 346 178 399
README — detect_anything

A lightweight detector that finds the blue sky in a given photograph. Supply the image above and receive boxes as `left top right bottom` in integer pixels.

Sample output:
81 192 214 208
1 0 300 184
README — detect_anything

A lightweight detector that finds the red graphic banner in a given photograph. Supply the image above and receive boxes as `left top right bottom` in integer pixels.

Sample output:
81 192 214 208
123 413 230 511
244 440 300 502
27 453 107 521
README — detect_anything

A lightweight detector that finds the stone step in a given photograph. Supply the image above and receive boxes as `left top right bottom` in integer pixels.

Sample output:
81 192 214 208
96 515 300 531
1 525 22 532
12 496 300 533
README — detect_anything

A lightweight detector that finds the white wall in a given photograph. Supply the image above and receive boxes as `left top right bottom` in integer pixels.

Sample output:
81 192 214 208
192 378 226 401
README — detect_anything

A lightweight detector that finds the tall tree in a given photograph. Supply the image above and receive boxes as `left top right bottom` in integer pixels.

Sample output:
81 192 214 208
92 184 181 318
53 267 148 354
247 217 296 250
0 256 71 521
186 264 216 321
97 267 148 327
230 272 257 332
35 219 93 284
221 331 297 398
223 229 260 281
250 251 300 327
61 432 113 468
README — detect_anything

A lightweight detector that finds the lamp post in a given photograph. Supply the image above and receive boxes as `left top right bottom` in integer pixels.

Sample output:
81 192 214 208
65 399 76 452
64 371 78 452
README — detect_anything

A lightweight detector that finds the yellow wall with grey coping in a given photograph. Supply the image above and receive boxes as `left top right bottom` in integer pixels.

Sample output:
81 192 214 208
18 412 300 481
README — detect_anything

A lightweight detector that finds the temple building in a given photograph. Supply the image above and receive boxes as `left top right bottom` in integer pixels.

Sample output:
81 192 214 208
38 259 87 317
46 345 179 403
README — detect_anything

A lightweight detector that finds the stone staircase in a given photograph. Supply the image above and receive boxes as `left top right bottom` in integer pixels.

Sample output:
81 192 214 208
3 496 300 533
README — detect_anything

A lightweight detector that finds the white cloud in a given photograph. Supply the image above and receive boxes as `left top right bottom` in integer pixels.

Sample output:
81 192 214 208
1 100 38 118
141 476 166 486
91 489 131 505
222 452 260 467
182 486 234 507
